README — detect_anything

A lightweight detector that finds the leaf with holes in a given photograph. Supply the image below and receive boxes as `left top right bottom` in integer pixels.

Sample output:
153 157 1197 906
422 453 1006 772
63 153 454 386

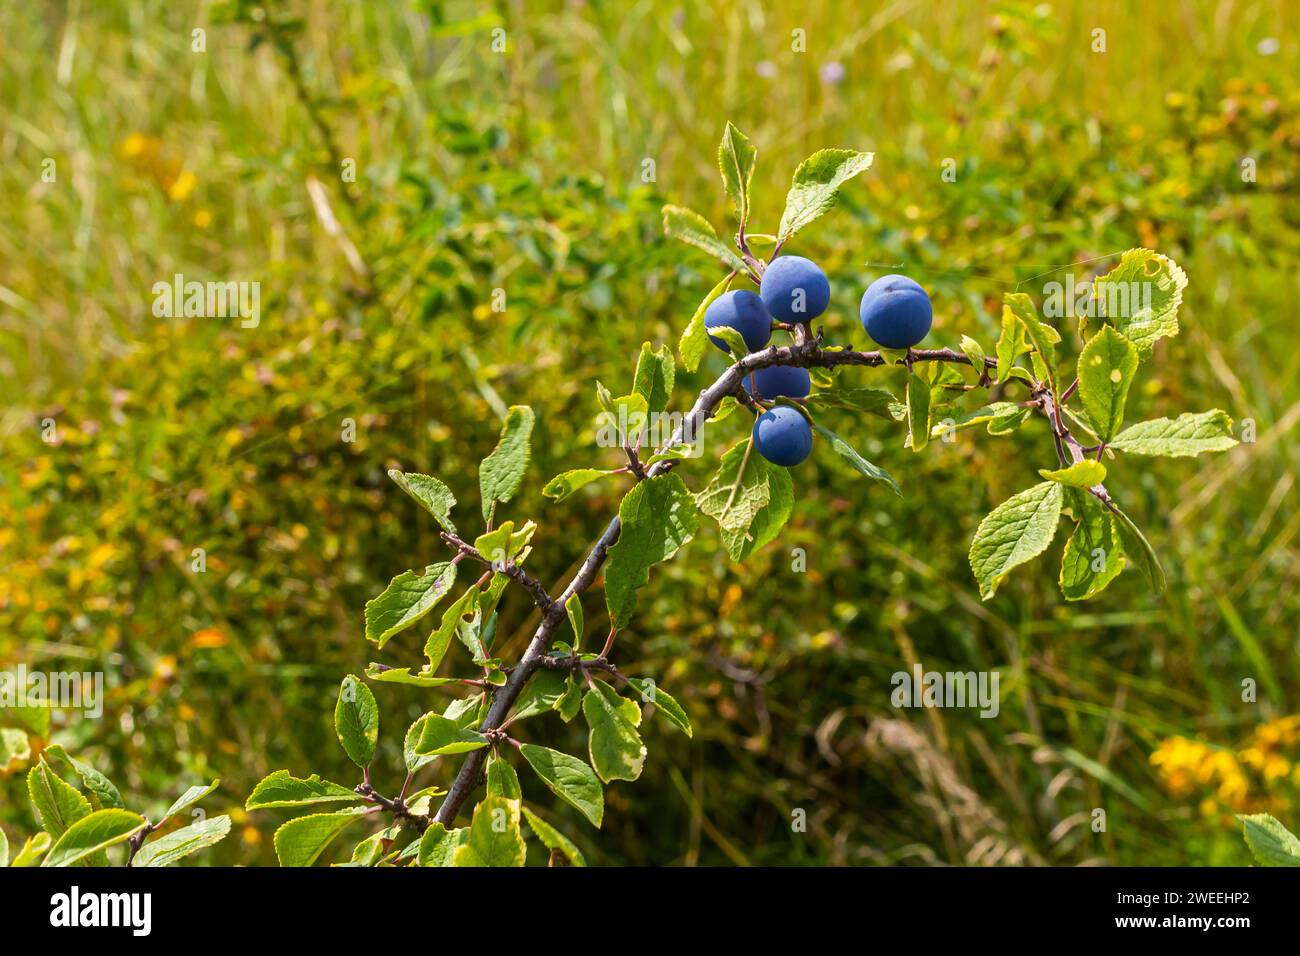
1092 249 1186 358
335 675 379 768
1077 325 1138 442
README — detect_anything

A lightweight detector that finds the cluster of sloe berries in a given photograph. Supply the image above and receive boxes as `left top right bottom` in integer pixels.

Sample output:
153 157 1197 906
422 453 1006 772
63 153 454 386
703 256 933 467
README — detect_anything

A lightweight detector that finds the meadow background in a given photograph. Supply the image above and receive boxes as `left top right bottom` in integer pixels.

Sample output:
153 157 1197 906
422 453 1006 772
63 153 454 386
2 0 1298 865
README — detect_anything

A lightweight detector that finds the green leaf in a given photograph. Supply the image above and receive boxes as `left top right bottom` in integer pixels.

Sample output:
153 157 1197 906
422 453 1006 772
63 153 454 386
1062 404 1102 441
10 831 51 867
342 830 390 867
1 727 30 770
662 205 748 273
414 714 489 756
365 562 458 648
877 346 911 367
777 148 874 241
486 753 522 800
959 335 987 373
403 714 437 772
1092 249 1187 358
721 459 793 561
473 524 513 565
995 305 1028 383
4 704 49 739
1059 492 1126 601
364 664 460 688
604 474 699 630
695 440 771 536
987 405 1034 435
644 443 697 467
543 468 621 502
968 481 1065 600
1239 814 1300 866
806 383 898 420
40 745 123 811
1110 410 1238 458
602 392 649 446
556 674 583 723
453 605 490 664
134 815 232 867
711 395 744 423
453 796 525 867
479 405 535 522
4 702 50 738
403 785 445 819
929 402 1019 439
335 675 379 768
246 770 362 810
512 668 569 723
273 808 369 867
159 780 219 824
708 324 751 358
27 758 92 839
1039 460 1107 488
566 594 584 651
626 678 693 737
417 823 469 867
582 682 646 783
41 809 147 867
718 121 757 224
0 826 7 867
387 470 457 533
522 807 587 866
474 519 534 566
424 589 479 672
595 380 615 417
519 744 604 827
1077 325 1139 442
1111 505 1167 596
812 423 901 496
477 572 511 620
632 342 675 415
906 372 931 451
444 693 485 728
1005 293 1059 388
680 274 734 373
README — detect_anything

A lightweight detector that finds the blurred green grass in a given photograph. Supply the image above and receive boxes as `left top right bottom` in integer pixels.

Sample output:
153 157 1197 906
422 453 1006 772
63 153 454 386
1 0 1298 865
